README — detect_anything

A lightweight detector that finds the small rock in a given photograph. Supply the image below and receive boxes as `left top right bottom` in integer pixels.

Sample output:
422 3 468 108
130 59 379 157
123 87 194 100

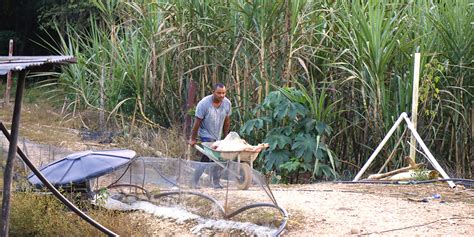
350 228 360 234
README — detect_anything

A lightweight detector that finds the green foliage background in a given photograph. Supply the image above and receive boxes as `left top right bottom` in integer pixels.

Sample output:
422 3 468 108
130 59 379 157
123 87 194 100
35 0 472 180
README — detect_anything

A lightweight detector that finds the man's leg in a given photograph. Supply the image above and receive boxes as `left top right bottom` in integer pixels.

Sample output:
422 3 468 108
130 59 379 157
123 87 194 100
191 165 205 188
210 163 223 189
191 137 222 189
191 153 209 188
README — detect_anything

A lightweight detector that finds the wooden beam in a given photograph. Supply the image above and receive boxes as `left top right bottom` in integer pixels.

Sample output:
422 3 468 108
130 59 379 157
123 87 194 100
368 157 420 180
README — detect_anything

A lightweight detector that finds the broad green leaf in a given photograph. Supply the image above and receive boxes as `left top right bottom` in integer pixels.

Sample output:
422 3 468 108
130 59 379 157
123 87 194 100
265 134 291 150
302 118 317 133
291 133 317 163
319 164 337 179
263 90 286 108
240 118 264 135
273 99 307 121
315 122 332 136
279 159 301 172
265 150 291 170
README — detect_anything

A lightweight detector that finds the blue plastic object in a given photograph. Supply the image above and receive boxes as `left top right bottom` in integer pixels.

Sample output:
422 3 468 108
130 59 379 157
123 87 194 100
27 149 136 187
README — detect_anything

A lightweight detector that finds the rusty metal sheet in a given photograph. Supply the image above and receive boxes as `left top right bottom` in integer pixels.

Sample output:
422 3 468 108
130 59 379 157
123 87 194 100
0 56 76 75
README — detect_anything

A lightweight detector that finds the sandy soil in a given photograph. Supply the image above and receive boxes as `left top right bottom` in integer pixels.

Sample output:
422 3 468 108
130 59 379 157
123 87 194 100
113 182 474 236
1 105 473 236
264 183 474 236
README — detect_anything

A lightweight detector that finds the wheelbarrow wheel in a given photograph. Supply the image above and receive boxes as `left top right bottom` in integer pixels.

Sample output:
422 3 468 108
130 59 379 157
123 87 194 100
236 163 252 190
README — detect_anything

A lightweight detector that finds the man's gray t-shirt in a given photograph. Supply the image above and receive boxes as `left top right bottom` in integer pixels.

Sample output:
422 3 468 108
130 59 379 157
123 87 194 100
195 95 232 141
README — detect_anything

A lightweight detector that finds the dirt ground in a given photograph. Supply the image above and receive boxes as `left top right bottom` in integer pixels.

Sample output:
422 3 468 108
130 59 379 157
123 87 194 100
132 182 473 236
1 104 473 236
268 183 473 236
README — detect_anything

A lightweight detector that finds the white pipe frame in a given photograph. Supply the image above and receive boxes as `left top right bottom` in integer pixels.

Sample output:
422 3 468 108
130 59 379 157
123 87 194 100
353 112 455 188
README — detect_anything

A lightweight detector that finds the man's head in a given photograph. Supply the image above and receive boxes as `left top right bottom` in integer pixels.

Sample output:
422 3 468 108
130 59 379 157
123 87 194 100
212 83 226 102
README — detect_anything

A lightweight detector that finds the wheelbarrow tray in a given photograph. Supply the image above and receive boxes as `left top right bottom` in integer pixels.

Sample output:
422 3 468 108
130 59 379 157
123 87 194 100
194 142 260 190
200 142 260 162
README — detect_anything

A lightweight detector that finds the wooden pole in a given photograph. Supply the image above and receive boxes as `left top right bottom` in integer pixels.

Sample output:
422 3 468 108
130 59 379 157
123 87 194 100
1 70 26 237
4 40 13 106
183 79 197 138
99 66 105 128
0 122 118 236
409 53 421 163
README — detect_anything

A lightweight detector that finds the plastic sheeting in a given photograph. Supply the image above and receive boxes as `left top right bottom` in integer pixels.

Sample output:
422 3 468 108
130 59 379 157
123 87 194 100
27 149 136 187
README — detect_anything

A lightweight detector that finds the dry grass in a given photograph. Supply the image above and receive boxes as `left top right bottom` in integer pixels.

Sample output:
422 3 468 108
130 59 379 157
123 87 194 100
7 191 153 236
0 96 191 235
0 103 83 148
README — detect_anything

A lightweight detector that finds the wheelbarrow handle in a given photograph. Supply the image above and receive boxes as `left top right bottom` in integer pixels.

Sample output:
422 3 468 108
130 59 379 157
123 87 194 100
193 143 219 162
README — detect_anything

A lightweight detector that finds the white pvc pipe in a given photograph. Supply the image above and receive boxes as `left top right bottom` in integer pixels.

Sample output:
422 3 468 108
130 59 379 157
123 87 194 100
403 116 456 188
409 53 421 162
353 113 409 181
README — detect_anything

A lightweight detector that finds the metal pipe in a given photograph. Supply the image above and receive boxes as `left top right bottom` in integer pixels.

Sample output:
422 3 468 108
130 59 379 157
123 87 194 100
335 178 474 185
353 113 408 181
0 122 118 236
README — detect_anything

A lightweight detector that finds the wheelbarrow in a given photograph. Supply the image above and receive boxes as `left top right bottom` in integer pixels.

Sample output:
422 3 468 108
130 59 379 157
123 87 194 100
194 142 262 190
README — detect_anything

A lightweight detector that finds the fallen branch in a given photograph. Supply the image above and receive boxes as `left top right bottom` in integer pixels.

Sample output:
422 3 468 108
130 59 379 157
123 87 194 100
367 157 421 180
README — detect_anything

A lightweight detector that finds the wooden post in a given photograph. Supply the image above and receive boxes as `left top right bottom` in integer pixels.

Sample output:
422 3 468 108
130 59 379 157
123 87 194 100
409 53 421 163
183 79 197 138
99 66 105 128
1 70 26 237
4 40 13 106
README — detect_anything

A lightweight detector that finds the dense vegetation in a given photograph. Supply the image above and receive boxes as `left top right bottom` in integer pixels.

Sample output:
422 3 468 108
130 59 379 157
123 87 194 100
6 0 474 181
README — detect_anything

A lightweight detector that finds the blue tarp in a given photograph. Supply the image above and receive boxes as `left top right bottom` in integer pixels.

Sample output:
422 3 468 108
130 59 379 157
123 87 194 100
27 149 136 187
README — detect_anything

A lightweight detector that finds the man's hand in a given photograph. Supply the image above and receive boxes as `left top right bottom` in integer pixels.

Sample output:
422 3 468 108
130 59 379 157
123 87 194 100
189 138 197 147
190 117 202 147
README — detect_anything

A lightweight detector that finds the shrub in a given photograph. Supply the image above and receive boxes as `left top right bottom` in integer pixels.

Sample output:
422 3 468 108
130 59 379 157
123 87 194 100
241 87 338 183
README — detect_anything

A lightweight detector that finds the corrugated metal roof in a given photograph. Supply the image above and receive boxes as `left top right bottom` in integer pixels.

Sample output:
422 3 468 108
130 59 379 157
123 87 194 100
0 56 76 75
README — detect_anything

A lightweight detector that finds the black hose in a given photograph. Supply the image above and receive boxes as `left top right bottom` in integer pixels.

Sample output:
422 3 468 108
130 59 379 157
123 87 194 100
107 184 150 199
224 202 288 237
151 190 226 216
151 191 288 236
333 178 474 186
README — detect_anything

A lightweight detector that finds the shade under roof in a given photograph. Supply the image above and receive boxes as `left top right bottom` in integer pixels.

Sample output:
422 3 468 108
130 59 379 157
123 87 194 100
0 56 76 75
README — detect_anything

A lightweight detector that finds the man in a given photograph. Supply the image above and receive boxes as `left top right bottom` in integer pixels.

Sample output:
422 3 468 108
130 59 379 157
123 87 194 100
189 83 231 188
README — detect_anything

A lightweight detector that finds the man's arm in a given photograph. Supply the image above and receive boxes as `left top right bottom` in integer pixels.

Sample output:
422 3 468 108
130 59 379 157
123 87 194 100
189 117 202 146
223 116 230 137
